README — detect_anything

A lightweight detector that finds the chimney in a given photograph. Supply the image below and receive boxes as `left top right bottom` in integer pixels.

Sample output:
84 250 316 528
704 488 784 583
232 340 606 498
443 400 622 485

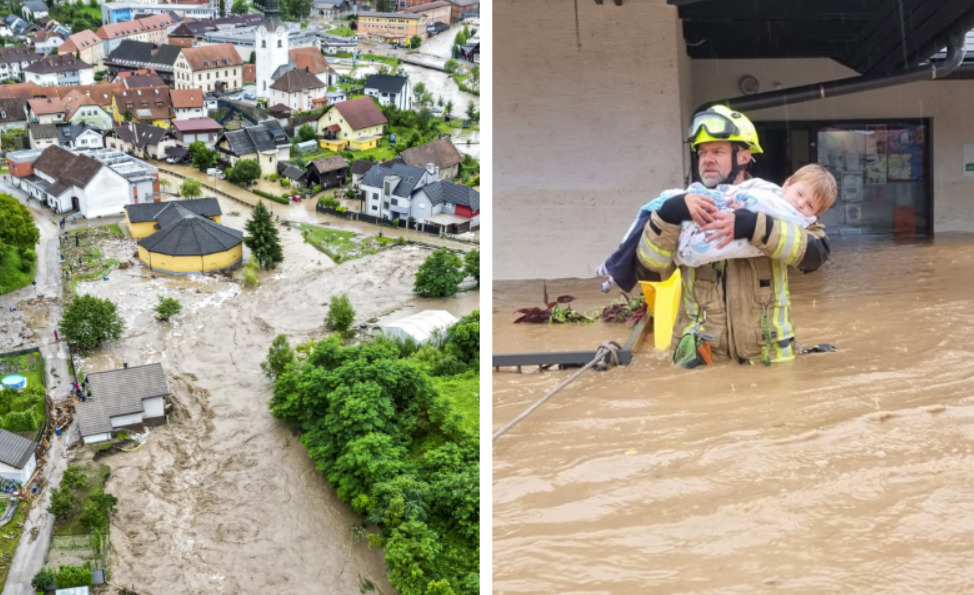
425 162 437 176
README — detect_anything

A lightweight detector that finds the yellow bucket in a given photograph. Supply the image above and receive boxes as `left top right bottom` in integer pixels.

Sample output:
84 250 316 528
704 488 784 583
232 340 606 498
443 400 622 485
639 269 682 351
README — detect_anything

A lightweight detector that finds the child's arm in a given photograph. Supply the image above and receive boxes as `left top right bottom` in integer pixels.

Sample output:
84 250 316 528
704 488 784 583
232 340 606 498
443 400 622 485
701 211 830 272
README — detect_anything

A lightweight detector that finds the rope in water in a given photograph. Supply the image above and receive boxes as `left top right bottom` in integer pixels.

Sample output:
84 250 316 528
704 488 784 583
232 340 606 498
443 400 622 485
492 341 623 441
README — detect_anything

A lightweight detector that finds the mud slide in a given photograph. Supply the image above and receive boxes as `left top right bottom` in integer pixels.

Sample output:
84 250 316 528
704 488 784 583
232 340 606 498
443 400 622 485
76 202 471 593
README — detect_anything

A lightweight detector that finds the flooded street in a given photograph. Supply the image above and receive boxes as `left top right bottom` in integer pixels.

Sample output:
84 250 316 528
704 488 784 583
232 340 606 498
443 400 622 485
63 197 476 592
493 236 974 593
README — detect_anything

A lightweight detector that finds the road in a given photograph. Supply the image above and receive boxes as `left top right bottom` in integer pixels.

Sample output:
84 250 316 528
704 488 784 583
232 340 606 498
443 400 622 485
1 183 83 595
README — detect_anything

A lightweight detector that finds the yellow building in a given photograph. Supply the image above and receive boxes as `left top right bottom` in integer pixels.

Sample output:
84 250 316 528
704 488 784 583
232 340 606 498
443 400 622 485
357 11 428 42
316 97 387 152
111 87 173 127
124 199 241 274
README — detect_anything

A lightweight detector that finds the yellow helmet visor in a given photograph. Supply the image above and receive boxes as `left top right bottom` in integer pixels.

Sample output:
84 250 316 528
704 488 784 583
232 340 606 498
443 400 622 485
687 111 740 143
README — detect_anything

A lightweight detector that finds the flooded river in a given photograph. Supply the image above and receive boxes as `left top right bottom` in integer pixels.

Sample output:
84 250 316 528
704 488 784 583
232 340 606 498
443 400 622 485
493 235 974 594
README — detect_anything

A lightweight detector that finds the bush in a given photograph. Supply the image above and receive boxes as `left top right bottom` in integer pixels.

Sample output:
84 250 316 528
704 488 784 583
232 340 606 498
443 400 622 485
31 567 55 591
261 334 295 379
321 197 340 209
464 249 479 286
324 293 355 332
268 173 279 182
414 248 464 297
241 255 260 287
62 465 88 489
54 565 92 589
154 295 182 321
281 178 291 187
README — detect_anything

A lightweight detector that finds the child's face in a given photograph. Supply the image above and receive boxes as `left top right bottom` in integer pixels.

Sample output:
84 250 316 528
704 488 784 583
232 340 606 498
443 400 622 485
782 180 821 217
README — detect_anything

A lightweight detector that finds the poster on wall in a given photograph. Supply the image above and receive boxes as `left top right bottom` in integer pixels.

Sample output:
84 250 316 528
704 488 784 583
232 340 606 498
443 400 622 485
963 143 974 177
865 125 887 184
841 172 863 203
886 127 924 181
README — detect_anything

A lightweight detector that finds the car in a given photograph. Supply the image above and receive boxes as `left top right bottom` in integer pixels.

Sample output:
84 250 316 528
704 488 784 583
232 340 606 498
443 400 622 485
166 157 177 164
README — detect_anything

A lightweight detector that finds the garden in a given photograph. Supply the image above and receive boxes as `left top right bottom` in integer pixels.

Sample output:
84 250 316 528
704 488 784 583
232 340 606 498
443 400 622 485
0 350 46 437
60 224 126 302
296 223 402 264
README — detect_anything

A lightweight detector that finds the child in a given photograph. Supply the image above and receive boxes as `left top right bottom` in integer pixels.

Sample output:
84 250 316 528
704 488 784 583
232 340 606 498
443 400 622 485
597 164 837 292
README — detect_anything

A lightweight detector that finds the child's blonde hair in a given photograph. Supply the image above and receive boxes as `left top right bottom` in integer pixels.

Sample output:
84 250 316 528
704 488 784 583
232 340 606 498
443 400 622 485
786 164 837 215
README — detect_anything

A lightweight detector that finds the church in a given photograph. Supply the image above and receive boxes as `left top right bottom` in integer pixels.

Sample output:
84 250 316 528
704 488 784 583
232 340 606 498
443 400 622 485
255 0 289 100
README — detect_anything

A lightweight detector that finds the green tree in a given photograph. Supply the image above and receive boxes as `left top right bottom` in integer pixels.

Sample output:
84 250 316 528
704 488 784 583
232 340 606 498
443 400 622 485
298 123 316 142
48 486 76 519
218 0 225 16
409 35 421 49
62 465 88 489
180 177 202 199
414 249 464 297
54 566 92 589
444 99 454 118
443 59 458 74
444 310 479 366
154 295 182 321
244 200 284 269
227 158 261 185
375 0 394 11
463 249 478 286
465 100 477 122
190 140 217 171
0 193 39 254
247 49 256 63
469 64 479 88
31 567 55 592
412 81 426 106
325 293 355 332
261 334 295 379
59 294 126 350
78 500 107 531
233 0 250 14
281 0 312 20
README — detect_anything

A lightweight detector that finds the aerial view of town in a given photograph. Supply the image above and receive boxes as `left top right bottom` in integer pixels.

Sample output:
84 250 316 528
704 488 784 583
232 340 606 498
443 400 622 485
0 0 481 591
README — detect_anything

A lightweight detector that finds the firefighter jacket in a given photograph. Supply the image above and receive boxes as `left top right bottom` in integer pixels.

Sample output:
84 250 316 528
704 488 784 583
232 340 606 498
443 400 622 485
636 209 829 364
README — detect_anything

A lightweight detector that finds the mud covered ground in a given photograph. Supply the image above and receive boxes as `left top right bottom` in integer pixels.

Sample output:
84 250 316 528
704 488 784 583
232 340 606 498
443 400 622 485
68 201 478 593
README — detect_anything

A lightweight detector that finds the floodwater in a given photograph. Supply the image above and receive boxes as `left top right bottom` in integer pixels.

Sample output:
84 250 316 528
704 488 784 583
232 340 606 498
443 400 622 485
493 235 974 594
71 197 477 592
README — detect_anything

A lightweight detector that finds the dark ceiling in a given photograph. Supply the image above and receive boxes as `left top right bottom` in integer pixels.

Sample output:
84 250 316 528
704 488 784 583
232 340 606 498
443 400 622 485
668 0 974 75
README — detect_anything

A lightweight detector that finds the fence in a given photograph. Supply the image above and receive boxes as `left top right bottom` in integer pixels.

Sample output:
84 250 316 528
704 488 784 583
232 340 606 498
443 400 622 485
314 204 473 236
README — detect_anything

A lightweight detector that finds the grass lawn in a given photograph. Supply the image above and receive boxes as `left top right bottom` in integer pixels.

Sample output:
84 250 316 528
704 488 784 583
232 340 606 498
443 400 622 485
0 244 34 295
62 224 125 302
326 26 355 37
297 223 401 263
80 4 100 20
0 500 30 587
357 54 399 67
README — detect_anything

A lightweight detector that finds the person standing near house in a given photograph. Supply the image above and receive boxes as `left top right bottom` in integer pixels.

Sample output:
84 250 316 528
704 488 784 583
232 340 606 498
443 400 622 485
635 105 832 365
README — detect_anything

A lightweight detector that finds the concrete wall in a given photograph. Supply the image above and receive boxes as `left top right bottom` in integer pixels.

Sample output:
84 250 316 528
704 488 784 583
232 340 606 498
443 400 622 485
690 58 974 235
494 0 689 279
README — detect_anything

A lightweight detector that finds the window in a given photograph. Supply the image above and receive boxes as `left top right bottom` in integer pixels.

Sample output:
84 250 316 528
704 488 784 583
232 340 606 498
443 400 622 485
391 198 398 206
383 201 390 210
371 205 377 211
277 40 282 48
262 40 266 48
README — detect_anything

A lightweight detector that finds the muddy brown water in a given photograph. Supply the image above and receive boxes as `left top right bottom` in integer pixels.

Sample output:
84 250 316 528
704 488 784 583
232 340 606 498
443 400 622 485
69 198 477 593
493 236 974 594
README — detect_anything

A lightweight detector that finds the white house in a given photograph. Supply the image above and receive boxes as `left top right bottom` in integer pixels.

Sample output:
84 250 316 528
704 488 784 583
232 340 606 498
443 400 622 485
364 74 411 110
360 161 438 221
22 54 94 87
0 46 43 82
269 67 326 113
0 429 37 485
12 145 132 217
170 88 205 120
76 363 170 445
173 44 243 93
411 178 480 227
215 121 290 175
55 124 104 151
21 0 47 21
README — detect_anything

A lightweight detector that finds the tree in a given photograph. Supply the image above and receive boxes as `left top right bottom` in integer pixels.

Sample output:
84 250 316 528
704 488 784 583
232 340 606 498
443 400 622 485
465 100 478 122
180 178 202 199
414 249 464 297
0 193 39 254
247 49 256 63
243 200 284 269
227 158 261 185
443 59 458 74
469 64 479 88
261 334 295 379
232 0 249 14
60 294 126 350
218 0 225 16
31 567 55 592
298 123 316 142
154 295 182 321
375 0 394 11
48 486 76 519
444 99 454 118
409 35 421 49
325 293 355 332
190 140 217 171
281 0 312 20
463 249 479 286
62 465 88 489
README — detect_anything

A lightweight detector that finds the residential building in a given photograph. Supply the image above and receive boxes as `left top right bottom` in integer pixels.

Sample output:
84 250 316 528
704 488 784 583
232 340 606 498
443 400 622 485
83 147 161 206
167 14 262 47
305 155 347 189
287 46 337 87
27 122 57 149
276 160 306 185
396 137 463 180
364 74 410 110
356 12 428 43
75 363 170 444
59 30 107 69
111 86 173 126
100 2 214 26
173 44 243 93
0 430 37 484
317 32 357 55
403 1 452 25
0 46 43 82
412 178 480 227
203 21 317 63
215 121 290 175
96 13 179 55
60 90 114 131
269 67 325 113
29 30 62 55
170 88 205 120
316 97 387 151
134 202 243 274
3 15 30 37
360 161 437 221
313 0 353 18
116 70 167 88
104 41 182 86
126 198 223 238
0 98 28 131
55 123 103 151
21 0 48 21
105 122 177 160
443 0 479 22
243 63 256 84
27 97 65 124
172 118 222 146
23 54 94 87
255 0 288 100
349 159 375 190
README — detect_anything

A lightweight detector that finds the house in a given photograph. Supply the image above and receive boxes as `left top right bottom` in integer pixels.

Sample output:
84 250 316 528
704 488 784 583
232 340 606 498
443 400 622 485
269 67 325 113
29 30 62 56
101 2 215 26
125 197 223 237
3 15 30 37
76 363 170 444
55 123 103 151
357 12 428 43
0 46 43 82
276 160 306 185
170 88 205 120
0 429 37 485
61 89 115 131
22 54 94 87
404 1 453 26
135 202 243 274
305 155 348 189
59 30 106 69
287 47 337 87
27 97 65 124
349 159 375 190
215 121 290 175
459 34 479 63
396 137 463 180
27 122 57 149
316 97 387 152
21 0 48 22
444 0 479 23
412 178 480 228
167 15 262 48
242 63 256 84
116 70 167 89
317 33 358 56
173 44 243 93
0 98 29 131
104 41 183 86
312 0 353 18
364 74 411 110
104 122 177 160
95 13 179 56
172 118 222 146
111 86 173 126
360 161 437 221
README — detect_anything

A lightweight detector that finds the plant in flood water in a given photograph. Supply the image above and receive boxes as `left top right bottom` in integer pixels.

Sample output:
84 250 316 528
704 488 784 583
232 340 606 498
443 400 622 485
596 292 647 325
154 295 182 321
325 294 356 333
514 282 590 323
